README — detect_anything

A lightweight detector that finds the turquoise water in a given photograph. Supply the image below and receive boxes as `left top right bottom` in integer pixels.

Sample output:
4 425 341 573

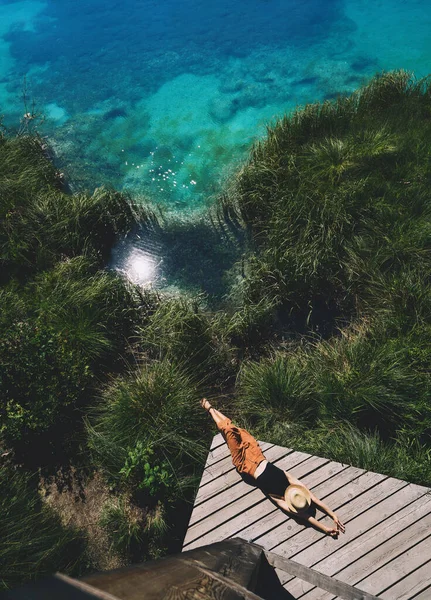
2 0 431 213
1 0 431 291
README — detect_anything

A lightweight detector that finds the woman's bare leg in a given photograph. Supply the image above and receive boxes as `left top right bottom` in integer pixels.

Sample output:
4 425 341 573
201 398 229 430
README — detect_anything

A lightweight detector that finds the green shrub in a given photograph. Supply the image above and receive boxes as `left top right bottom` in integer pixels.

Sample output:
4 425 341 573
0 258 154 459
139 296 233 383
0 320 94 453
224 71 431 334
237 351 318 429
120 443 173 500
310 323 427 438
87 358 208 493
0 466 86 591
0 133 154 280
28 257 152 364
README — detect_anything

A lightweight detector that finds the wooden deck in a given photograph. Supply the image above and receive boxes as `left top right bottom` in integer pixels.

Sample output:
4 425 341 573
183 434 431 599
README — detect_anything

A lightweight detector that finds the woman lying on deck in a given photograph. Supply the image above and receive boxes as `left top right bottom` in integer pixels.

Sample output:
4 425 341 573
201 399 345 538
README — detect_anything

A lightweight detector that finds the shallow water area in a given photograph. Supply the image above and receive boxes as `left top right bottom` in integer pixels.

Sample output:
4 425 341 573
1 0 431 288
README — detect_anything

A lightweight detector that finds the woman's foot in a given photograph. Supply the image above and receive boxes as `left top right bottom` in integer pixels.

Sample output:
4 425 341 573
200 398 213 412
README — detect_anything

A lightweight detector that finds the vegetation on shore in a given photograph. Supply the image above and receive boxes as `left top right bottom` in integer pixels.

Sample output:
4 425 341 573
1 71 430 590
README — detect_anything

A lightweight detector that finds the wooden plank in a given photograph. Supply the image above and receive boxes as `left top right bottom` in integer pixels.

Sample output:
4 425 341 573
263 551 379 600
200 442 274 486
360 531 431 594
193 445 299 507
190 563 266 600
284 577 316 598
287 486 431 599
209 433 226 452
252 466 367 549
204 432 246 467
210 433 223 448
186 450 311 530
284 479 408 596
291 518 431 599
274 472 392 584
234 462 349 543
268 470 387 565
411 582 431 599
327 515 431 593
381 560 431 599
204 444 230 467
184 455 328 549
179 539 263 590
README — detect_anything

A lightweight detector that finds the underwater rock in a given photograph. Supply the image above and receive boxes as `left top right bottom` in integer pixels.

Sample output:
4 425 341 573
103 107 128 121
236 84 268 111
208 96 238 124
220 77 246 94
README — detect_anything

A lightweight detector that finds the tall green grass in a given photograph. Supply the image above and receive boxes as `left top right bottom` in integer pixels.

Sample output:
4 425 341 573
0 134 156 281
225 71 431 336
264 421 431 487
0 466 86 591
238 319 430 441
0 258 155 461
87 358 209 493
138 295 235 385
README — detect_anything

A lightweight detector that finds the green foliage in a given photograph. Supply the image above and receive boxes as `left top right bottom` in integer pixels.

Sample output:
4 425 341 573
0 258 152 458
237 351 317 429
99 495 169 563
223 286 279 350
225 71 431 334
139 296 233 383
120 443 173 498
309 323 426 438
267 422 431 487
0 320 93 448
0 466 86 591
0 134 155 281
238 320 430 444
87 358 208 493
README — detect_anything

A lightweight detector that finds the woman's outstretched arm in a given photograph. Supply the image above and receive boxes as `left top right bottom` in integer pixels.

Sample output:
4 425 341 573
269 495 340 536
269 494 344 537
309 491 345 534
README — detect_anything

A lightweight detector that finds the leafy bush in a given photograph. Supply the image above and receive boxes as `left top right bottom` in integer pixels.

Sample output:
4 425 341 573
120 443 173 499
0 320 94 455
0 258 153 459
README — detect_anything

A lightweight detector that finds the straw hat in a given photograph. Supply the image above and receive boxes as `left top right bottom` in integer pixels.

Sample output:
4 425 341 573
284 484 311 513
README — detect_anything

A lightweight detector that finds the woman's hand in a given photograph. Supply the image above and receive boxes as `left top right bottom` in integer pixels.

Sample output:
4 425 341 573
333 514 345 533
325 527 339 538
